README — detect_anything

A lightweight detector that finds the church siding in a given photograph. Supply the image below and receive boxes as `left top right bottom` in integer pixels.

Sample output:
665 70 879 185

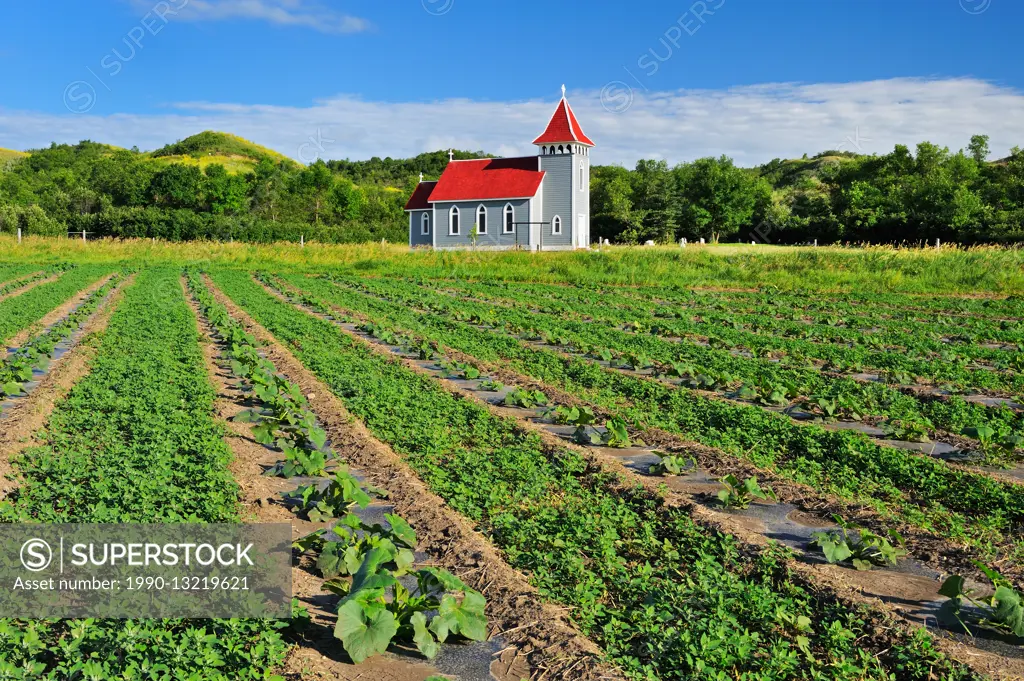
433 199 531 249
409 210 432 247
539 153 574 248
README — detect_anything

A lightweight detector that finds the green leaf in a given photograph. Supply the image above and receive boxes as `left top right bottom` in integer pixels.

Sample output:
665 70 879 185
1 382 23 396
334 599 398 663
992 586 1024 637
939 575 966 601
384 513 417 548
429 592 487 643
317 542 347 579
411 611 440 659
307 427 328 450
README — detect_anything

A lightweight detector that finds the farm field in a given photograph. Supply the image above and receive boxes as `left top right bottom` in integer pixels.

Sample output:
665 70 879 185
0 240 1022 680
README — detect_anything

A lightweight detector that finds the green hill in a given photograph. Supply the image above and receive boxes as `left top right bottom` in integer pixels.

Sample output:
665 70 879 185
149 131 298 174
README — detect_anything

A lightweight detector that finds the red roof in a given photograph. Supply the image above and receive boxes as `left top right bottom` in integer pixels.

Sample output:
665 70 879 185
532 98 595 146
404 181 437 210
427 157 544 202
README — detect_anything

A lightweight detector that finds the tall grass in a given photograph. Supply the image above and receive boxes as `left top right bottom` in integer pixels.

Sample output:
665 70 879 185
0 235 1021 294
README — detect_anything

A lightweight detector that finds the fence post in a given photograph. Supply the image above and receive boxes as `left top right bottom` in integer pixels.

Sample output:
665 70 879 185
17 228 21 244
82 230 86 243
300 234 305 248
935 238 941 250
813 239 818 247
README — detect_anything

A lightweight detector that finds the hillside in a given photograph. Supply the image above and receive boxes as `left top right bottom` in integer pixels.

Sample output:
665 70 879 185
0 148 28 163
148 131 299 174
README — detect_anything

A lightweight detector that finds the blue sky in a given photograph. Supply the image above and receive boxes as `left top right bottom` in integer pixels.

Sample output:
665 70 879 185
1 0 1022 165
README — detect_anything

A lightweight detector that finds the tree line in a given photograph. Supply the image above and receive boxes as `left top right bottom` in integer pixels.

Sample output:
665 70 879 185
591 136 1024 245
0 141 412 243
1 136 1021 245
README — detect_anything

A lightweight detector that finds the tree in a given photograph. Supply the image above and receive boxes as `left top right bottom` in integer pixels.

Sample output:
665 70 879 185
673 156 757 242
590 165 634 243
295 161 336 224
968 134 990 164
149 164 204 210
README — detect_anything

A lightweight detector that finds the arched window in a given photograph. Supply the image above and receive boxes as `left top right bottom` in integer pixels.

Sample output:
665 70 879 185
421 213 430 235
449 206 460 235
579 161 585 191
476 205 487 234
552 215 562 235
503 204 515 233
558 145 564 154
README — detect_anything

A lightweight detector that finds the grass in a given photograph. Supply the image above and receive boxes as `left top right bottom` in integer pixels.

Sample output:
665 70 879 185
0 148 27 163
148 131 299 168
149 153 262 175
2 236 1024 295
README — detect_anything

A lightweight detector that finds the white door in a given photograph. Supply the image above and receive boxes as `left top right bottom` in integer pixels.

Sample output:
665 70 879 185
577 214 586 248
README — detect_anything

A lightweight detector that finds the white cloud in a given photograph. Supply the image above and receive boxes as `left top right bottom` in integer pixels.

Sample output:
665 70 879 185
2 78 1022 167
129 0 370 34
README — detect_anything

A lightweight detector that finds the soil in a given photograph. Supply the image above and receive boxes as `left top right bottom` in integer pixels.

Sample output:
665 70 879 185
0 277 130 496
202 275 621 681
5 273 114 349
267 280 1024 681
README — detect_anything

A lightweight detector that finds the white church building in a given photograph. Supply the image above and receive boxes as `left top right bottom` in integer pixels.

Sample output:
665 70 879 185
405 88 594 250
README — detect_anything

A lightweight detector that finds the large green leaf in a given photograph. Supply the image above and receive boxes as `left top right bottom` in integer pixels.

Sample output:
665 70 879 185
334 599 398 663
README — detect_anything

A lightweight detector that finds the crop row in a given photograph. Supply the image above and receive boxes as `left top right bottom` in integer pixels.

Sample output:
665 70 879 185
434 278 1024 379
0 274 120 399
620 282 1024 321
0 266 59 298
332 276 1024 460
187 269 487 663
0 268 290 678
208 268 982 680
272 272 1024 568
0 266 111 345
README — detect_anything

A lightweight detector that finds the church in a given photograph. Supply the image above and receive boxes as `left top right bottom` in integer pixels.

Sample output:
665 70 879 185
405 88 594 250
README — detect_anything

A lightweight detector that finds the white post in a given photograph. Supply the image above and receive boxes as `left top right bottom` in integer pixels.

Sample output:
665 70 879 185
751 240 756 245
935 238 940 250
82 230 86 243
680 238 686 248
813 239 818 247
699 238 705 245
300 234 305 248
17 228 21 244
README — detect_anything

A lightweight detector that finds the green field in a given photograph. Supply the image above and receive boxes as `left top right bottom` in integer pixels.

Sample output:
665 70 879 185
0 241 1021 680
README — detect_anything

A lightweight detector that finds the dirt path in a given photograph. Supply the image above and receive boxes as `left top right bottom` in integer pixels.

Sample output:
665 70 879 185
261 277 1024 681
0 271 62 305
0 276 131 496
200 275 619 681
6 273 116 349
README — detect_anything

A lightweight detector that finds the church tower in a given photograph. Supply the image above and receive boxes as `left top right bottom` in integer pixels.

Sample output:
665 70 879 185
532 85 595 249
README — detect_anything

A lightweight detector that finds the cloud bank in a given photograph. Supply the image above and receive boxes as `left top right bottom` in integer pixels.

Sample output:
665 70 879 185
2 78 1022 167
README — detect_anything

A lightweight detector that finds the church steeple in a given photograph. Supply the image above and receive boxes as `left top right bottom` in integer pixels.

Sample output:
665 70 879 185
533 87 595 155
